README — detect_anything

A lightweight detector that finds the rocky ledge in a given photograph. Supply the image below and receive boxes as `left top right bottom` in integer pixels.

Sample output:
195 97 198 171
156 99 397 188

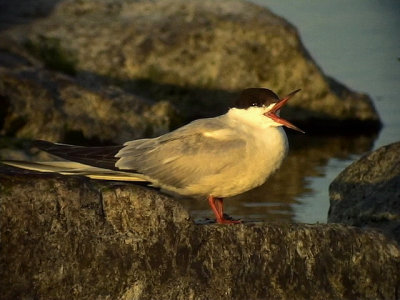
329 141 400 244
1 166 399 300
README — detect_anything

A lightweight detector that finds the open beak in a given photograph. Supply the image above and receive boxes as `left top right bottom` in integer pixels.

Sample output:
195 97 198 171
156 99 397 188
264 89 305 133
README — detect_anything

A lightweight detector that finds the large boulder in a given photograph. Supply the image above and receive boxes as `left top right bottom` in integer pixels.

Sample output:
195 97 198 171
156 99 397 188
329 141 400 244
1 165 399 300
0 0 381 132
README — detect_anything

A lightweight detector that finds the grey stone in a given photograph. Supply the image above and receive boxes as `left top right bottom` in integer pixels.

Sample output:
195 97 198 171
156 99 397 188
0 0 381 131
329 141 400 244
0 48 176 144
1 166 399 300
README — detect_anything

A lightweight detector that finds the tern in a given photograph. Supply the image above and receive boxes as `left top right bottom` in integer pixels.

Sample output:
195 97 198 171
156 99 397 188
3 88 304 224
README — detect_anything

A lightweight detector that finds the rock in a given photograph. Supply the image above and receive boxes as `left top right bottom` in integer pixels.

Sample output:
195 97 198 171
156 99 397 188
1 166 399 300
0 48 176 145
0 0 381 131
0 0 61 30
329 141 400 244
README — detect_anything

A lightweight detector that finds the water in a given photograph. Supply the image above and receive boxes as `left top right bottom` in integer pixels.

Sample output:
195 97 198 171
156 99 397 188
183 0 400 224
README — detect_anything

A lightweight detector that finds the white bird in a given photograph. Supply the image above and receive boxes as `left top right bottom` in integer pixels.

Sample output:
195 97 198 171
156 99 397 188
3 88 304 224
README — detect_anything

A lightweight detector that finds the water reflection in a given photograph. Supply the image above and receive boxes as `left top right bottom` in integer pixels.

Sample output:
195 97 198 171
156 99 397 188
178 132 377 223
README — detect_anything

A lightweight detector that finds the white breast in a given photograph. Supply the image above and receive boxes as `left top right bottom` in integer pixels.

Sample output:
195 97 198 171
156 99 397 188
226 106 289 189
179 109 289 198
213 125 288 197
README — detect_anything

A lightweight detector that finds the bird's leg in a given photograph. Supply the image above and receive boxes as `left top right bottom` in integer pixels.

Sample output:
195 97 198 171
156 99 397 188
207 195 241 224
215 197 224 218
208 195 222 220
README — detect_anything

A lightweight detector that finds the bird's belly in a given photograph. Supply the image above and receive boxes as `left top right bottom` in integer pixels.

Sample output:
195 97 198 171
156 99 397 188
215 142 287 196
179 127 288 198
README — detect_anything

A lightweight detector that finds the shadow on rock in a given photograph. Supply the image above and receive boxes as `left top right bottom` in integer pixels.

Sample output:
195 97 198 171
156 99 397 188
0 0 63 31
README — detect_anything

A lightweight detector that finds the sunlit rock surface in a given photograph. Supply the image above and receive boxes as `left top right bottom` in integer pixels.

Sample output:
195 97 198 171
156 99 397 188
1 167 399 300
0 0 380 134
329 141 400 244
0 49 175 145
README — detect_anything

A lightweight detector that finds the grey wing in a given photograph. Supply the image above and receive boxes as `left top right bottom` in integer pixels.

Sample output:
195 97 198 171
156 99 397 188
115 118 246 189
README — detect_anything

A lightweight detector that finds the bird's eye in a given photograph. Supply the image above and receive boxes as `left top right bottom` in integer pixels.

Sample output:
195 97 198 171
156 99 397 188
251 103 257 106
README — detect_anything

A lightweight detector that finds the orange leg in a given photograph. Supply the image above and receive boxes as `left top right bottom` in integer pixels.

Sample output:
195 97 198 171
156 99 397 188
207 195 241 224
215 197 223 218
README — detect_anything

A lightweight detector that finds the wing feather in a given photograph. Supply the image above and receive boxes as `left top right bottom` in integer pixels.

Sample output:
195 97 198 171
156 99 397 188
33 140 123 170
2 160 147 182
31 116 248 191
115 117 247 189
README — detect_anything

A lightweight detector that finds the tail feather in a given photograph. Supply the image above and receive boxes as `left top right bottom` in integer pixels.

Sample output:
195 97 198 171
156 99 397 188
2 160 147 182
33 140 124 170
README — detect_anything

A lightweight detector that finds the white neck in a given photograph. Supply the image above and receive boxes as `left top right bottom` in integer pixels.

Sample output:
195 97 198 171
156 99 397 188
226 106 280 129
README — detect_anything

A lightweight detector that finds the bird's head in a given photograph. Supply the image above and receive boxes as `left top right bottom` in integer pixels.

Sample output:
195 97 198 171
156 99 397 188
235 88 305 133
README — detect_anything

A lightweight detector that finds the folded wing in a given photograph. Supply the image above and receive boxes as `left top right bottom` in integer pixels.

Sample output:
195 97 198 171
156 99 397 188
116 117 247 189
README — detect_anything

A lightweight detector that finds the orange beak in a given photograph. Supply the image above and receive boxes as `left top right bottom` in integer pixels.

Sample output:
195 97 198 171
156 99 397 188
264 89 305 133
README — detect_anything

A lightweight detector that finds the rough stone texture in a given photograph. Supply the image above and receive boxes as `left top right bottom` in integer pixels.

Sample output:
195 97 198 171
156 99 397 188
329 141 400 244
1 166 400 300
0 0 381 132
0 47 176 144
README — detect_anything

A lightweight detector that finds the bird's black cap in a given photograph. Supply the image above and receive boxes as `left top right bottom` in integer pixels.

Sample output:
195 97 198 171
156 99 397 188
235 88 279 109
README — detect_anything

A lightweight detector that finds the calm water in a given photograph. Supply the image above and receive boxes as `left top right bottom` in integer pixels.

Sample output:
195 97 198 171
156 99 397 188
183 0 400 223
